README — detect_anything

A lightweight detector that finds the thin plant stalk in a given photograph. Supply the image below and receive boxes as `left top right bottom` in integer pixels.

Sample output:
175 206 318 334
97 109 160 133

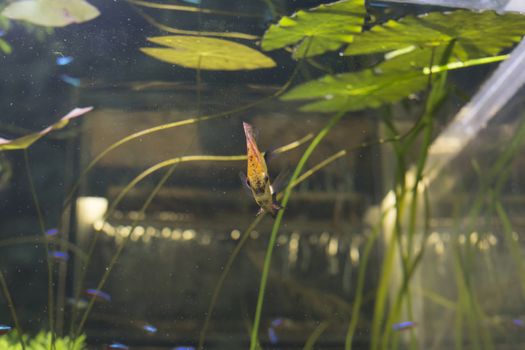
0 270 26 350
71 126 311 338
451 113 525 350
370 43 452 350
381 66 446 350
303 321 330 350
249 110 346 350
67 135 313 336
23 149 56 350
0 236 88 262
74 164 177 337
128 0 262 18
198 150 347 350
61 61 302 212
129 2 258 40
344 206 393 350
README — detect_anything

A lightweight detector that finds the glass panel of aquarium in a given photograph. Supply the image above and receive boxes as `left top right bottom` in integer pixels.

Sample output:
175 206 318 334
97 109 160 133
1 0 525 349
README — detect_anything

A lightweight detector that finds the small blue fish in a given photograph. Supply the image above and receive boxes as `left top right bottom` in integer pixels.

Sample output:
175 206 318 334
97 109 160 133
143 323 157 334
271 318 284 327
85 288 111 302
50 250 69 262
56 56 74 66
60 74 81 87
172 347 195 350
0 29 5 37
180 0 200 4
107 343 129 350
513 319 525 327
369 2 391 7
0 325 12 335
393 321 416 331
46 228 59 237
268 327 278 344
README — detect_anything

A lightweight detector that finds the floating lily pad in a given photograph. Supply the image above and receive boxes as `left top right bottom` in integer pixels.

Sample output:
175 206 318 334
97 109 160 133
261 0 365 58
281 69 427 112
1 0 100 27
0 107 93 151
140 35 276 70
345 10 525 60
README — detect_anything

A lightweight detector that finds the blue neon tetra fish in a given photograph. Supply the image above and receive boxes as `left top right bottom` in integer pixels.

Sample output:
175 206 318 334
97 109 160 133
85 288 111 302
50 250 69 262
0 325 12 335
393 321 416 331
143 323 157 334
56 56 74 66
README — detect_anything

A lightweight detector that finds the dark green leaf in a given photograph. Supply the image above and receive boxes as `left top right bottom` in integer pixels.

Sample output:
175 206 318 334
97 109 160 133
282 69 427 112
345 10 525 60
261 0 365 59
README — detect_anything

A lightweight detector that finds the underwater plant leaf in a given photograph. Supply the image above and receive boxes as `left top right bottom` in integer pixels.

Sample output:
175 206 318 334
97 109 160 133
261 0 365 58
140 35 276 70
0 38 11 54
1 0 100 27
281 70 427 112
0 107 93 151
345 10 525 60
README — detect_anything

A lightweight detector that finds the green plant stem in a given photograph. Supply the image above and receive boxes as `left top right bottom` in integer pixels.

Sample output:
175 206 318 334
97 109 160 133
198 215 264 350
23 150 55 350
249 110 346 350
496 202 525 299
303 321 330 350
74 164 177 337
67 138 312 339
198 150 346 350
345 207 392 350
0 236 87 262
0 270 26 350
61 61 302 212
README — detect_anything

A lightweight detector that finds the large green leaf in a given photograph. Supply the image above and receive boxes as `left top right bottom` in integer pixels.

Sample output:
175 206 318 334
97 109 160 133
345 10 525 60
281 69 427 112
140 35 276 70
0 107 93 151
282 42 509 113
261 0 365 59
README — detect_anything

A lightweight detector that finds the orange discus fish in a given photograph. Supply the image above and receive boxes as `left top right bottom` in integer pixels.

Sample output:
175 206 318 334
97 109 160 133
240 122 283 218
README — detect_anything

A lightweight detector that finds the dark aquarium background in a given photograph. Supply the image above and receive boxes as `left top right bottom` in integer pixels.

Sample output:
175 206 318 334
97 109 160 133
1 0 525 349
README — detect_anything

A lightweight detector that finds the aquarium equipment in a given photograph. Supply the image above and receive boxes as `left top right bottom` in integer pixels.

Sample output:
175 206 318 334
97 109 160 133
378 0 525 12
425 37 525 181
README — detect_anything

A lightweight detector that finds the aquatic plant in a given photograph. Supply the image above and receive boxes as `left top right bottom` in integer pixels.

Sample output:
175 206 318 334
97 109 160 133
140 35 275 70
1 0 525 350
0 332 85 350
1 0 99 27
243 1 525 350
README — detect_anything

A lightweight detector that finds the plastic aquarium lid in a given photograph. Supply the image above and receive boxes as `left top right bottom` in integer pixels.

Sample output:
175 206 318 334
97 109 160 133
377 0 525 13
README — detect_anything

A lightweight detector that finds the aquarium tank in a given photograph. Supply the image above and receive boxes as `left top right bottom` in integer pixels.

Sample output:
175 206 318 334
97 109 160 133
1 0 525 349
